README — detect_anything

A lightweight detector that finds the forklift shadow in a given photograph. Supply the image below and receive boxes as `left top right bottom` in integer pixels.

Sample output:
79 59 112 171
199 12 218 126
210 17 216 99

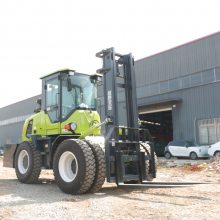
75 183 190 201
98 182 188 195
82 183 209 207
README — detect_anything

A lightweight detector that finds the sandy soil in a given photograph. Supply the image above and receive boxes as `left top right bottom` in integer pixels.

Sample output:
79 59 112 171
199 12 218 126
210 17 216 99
0 156 220 220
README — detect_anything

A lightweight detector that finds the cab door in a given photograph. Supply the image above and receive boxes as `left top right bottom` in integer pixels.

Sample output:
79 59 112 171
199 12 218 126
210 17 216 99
44 77 60 134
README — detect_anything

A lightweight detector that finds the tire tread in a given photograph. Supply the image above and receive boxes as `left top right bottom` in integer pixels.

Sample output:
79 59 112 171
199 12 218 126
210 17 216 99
85 139 105 193
76 139 96 194
141 142 158 181
15 141 41 183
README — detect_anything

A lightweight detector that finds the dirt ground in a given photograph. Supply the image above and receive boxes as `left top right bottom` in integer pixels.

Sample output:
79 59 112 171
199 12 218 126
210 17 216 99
0 156 220 220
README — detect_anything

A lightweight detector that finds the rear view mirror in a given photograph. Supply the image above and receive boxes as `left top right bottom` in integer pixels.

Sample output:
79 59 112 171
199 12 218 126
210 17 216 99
37 98 42 106
34 98 42 113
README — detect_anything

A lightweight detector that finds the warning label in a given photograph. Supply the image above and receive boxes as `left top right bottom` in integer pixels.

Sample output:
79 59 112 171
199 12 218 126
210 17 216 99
107 90 112 111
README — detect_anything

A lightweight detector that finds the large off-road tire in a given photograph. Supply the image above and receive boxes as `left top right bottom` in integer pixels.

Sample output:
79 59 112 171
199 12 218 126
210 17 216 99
15 141 41 183
85 137 106 193
53 139 96 194
140 142 158 181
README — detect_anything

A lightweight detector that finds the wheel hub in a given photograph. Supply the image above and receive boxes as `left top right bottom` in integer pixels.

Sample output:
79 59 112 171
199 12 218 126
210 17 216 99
58 151 78 182
18 150 30 174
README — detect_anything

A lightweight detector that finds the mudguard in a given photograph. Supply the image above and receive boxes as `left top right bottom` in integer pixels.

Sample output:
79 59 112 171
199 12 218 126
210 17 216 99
3 144 17 168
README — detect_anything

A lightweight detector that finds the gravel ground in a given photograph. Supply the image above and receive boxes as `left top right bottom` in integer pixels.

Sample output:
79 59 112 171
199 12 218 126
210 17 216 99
0 156 220 220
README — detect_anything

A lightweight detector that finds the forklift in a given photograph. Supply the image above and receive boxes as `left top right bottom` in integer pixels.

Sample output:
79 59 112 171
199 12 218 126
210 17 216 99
4 48 156 194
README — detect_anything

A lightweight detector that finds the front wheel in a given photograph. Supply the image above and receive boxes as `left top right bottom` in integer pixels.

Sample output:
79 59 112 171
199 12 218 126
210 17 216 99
15 142 41 183
140 143 158 181
53 139 96 194
190 152 198 160
214 151 220 158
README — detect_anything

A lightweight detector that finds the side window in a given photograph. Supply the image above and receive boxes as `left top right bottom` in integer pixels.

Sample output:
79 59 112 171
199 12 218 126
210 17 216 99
171 141 179 146
172 141 184 146
26 120 33 138
46 78 59 123
61 79 81 119
185 141 192 147
179 141 186 147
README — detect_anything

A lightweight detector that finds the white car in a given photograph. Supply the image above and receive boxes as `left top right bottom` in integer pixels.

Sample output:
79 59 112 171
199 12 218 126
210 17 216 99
208 141 220 157
0 148 4 156
164 140 209 160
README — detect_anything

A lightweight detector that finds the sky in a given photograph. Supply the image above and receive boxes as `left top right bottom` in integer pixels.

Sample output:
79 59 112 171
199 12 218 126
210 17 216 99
0 0 219 108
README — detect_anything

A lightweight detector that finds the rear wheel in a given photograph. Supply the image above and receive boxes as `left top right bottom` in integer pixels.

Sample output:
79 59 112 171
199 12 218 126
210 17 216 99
15 142 41 183
85 138 106 193
53 139 96 194
190 152 198 160
164 151 172 159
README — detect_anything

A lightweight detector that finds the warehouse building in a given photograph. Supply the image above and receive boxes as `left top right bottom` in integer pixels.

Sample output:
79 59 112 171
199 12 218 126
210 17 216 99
0 32 220 154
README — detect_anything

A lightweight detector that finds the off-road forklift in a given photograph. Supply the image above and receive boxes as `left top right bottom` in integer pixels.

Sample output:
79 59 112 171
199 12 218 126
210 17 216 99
4 48 156 194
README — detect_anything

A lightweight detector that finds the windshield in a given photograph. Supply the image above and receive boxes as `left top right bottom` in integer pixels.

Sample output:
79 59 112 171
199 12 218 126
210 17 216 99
61 73 97 119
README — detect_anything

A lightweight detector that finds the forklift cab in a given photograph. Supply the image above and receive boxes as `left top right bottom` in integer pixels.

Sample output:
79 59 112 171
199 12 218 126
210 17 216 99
40 70 98 124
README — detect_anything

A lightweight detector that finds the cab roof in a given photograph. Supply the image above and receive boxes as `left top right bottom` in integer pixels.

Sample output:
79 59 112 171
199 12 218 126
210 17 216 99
40 69 75 79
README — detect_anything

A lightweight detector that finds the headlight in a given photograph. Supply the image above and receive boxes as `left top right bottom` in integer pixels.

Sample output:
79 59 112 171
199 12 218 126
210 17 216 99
64 122 77 131
70 122 77 131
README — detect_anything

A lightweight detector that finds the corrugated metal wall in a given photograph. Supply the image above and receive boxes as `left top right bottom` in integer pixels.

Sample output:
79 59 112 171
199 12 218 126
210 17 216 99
135 32 220 85
0 95 40 121
0 95 41 146
135 32 220 143
0 122 24 145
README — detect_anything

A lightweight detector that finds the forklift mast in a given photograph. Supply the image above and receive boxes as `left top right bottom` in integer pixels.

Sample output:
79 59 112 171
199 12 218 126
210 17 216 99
97 48 139 135
96 48 156 184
